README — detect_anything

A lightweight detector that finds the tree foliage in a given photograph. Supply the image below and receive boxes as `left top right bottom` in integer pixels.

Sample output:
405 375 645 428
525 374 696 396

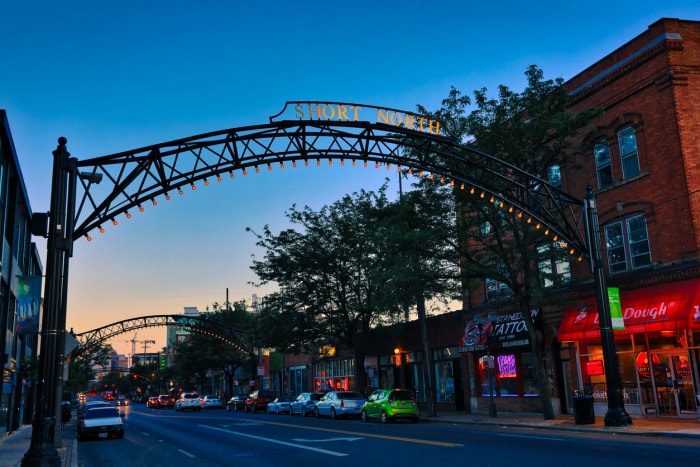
65 343 113 394
172 300 254 394
248 182 461 393
417 65 601 419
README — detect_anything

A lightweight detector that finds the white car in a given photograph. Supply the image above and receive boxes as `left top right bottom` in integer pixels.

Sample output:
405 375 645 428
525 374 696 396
266 396 294 415
77 406 124 441
201 395 223 409
174 392 201 412
314 391 366 419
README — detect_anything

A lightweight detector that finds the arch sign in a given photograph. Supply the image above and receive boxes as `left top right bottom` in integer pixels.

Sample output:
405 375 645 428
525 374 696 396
25 100 630 465
271 101 442 136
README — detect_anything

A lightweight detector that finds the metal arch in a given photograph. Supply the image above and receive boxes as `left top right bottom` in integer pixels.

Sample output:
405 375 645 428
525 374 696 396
72 314 251 358
71 107 589 257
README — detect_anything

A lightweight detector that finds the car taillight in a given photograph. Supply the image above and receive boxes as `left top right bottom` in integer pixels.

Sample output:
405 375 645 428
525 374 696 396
388 397 394 406
340 400 345 408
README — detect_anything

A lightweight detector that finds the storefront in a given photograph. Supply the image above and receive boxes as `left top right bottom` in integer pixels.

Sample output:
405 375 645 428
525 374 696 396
311 356 355 393
558 279 700 419
460 309 550 413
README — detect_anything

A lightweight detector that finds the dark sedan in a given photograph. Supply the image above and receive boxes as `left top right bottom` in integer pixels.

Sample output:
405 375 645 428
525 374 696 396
226 395 248 412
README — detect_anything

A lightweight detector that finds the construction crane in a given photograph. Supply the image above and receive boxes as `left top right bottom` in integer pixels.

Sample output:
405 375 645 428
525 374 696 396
124 333 157 366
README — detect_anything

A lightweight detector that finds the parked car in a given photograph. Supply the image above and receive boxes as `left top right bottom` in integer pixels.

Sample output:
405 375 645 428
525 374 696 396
78 400 112 419
361 388 419 423
314 391 366 419
116 395 129 407
146 396 159 409
201 395 223 409
174 392 202 412
266 396 295 415
244 390 276 413
157 394 174 409
226 395 248 412
290 392 325 417
77 406 124 441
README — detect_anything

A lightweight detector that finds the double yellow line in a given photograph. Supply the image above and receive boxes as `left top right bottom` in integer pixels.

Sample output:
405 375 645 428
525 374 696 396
262 420 463 447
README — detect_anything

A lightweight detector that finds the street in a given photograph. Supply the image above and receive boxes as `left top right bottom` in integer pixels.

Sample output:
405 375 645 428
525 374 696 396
71 403 700 466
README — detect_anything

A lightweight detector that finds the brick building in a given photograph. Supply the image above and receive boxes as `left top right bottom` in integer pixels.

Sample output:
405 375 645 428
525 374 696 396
556 17 700 419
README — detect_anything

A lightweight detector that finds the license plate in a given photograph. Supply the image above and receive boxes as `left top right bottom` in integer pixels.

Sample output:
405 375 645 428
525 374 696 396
98 433 108 438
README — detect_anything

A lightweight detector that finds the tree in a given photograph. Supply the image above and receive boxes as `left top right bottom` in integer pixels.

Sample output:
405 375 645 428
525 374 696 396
66 343 113 395
248 182 462 396
248 187 396 393
172 301 254 395
417 66 601 419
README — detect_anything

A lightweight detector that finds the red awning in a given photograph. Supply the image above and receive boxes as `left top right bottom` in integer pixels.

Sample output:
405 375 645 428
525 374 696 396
558 279 700 342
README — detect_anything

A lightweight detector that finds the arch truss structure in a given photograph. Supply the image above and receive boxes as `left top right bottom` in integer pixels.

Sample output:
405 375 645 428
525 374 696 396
72 101 590 259
72 314 250 358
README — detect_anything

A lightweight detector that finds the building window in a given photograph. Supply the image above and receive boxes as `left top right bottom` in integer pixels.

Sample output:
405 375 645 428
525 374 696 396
604 214 652 273
537 241 571 287
547 164 561 189
485 278 511 301
594 139 614 188
618 126 640 180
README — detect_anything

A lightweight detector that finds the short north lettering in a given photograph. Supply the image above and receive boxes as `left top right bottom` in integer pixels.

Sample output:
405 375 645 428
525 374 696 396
288 102 441 136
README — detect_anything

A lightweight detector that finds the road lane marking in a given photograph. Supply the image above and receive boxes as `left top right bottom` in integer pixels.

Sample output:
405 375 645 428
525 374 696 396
198 425 349 457
252 420 463 447
178 449 195 458
498 433 565 441
293 437 363 443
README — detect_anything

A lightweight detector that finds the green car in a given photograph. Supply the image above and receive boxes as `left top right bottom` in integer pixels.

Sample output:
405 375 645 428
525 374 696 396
361 389 419 423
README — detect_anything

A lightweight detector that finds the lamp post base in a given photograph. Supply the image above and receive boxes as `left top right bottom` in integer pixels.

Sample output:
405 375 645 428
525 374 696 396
604 408 632 427
488 402 497 418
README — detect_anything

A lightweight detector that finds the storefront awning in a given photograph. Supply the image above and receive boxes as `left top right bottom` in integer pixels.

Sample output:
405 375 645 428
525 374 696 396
558 279 700 342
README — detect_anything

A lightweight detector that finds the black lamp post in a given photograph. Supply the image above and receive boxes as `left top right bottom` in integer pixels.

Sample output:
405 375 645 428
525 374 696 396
476 314 497 418
22 138 77 466
584 187 632 427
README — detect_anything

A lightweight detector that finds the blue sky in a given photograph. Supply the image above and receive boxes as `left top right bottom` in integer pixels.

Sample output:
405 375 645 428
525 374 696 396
2 1 698 357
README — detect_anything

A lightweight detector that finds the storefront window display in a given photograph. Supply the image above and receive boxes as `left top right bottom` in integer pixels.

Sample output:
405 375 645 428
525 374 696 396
312 358 354 393
573 332 699 417
475 351 546 397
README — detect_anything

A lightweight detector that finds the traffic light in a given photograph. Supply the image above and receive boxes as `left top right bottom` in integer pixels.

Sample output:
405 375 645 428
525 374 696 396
160 354 166 369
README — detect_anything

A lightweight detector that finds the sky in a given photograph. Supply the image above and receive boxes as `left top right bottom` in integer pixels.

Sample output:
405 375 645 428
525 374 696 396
2 1 699 358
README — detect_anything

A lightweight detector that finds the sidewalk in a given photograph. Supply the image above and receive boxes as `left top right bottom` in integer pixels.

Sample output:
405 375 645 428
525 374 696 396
430 411 700 439
0 418 76 467
1 410 698 466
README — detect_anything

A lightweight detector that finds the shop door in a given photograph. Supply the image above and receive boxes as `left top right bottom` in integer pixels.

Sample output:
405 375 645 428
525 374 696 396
653 354 697 417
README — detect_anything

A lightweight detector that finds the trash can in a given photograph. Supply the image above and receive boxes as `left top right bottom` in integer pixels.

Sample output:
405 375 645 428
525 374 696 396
572 391 595 425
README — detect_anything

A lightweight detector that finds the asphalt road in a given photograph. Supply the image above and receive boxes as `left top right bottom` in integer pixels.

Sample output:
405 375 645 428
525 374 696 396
74 403 700 466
